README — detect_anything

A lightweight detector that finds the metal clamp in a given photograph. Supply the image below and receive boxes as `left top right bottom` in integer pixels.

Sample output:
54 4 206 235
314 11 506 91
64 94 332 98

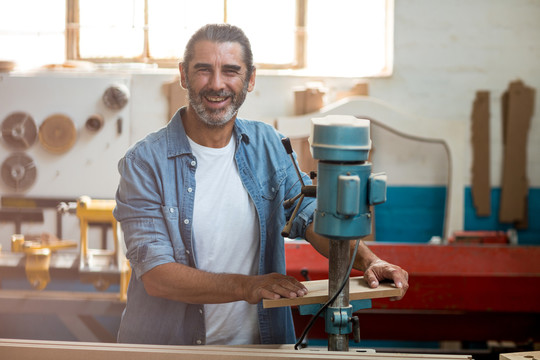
325 305 353 335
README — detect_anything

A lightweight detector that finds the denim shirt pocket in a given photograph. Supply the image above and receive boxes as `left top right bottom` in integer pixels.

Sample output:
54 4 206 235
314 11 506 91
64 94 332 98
260 168 286 201
160 204 189 265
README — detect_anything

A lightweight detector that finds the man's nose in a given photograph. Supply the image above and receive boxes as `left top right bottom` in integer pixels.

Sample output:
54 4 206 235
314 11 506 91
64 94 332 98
208 71 225 90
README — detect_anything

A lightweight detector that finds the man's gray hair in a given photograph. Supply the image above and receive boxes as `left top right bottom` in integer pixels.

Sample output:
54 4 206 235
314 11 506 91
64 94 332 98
182 24 254 78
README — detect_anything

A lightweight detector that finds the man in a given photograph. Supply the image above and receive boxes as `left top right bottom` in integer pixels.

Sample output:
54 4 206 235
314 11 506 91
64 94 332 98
114 23 408 346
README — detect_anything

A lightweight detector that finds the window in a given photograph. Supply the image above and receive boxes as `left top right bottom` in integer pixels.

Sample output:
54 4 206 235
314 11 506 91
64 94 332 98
71 0 300 68
305 0 393 77
1 0 393 77
0 0 65 69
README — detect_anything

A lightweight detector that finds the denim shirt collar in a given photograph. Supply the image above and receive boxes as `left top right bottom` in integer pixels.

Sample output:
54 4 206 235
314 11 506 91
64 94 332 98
166 107 250 158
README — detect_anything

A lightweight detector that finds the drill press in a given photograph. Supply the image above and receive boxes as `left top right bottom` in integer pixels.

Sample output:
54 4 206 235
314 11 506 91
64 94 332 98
282 115 387 351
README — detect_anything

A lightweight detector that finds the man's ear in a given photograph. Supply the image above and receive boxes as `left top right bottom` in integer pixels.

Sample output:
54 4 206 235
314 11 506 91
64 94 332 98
179 63 188 89
247 67 256 92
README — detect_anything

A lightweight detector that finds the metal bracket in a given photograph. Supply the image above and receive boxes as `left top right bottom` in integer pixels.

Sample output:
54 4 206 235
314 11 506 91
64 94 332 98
325 305 353 335
298 299 372 337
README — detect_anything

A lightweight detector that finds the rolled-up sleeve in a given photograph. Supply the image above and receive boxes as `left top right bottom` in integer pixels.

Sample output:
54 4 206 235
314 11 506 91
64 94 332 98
290 198 316 239
114 154 175 279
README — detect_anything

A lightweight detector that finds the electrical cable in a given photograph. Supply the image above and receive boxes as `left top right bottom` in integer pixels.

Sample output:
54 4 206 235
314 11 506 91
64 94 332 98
294 237 361 350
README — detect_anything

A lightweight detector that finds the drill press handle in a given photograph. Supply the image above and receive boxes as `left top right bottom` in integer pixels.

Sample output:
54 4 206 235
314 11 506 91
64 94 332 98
280 137 316 238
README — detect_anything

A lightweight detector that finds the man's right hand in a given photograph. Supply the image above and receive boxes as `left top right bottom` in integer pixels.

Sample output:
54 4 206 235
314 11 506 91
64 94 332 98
142 263 308 305
242 273 308 304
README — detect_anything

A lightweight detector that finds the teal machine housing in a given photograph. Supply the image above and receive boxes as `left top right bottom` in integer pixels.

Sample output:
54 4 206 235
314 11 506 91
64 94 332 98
311 116 387 351
283 115 387 351
311 115 387 240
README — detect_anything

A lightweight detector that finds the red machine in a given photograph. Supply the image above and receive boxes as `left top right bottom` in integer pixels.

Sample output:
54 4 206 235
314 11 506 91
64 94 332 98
285 241 540 343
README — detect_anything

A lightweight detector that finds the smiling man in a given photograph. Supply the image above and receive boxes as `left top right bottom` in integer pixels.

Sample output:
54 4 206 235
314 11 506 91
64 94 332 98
182 41 253 129
113 23 408 346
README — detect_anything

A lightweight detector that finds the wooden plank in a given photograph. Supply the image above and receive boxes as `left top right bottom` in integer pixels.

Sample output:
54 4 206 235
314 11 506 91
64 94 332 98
263 276 402 309
470 90 491 216
0 339 473 360
499 80 535 226
500 351 540 360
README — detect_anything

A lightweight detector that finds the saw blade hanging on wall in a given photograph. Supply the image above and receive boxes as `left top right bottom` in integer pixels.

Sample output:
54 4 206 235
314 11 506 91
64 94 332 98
1 111 38 150
1 152 37 191
38 114 77 154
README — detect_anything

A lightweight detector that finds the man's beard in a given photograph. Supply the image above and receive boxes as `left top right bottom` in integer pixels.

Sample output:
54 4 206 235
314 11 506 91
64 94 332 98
186 76 249 128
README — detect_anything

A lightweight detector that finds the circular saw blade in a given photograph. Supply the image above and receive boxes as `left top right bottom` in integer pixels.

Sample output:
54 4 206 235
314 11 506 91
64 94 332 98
1 152 37 191
39 114 77 154
1 112 38 150
102 83 130 110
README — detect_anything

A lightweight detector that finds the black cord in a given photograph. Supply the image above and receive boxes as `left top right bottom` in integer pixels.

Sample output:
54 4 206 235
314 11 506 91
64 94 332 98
294 238 361 350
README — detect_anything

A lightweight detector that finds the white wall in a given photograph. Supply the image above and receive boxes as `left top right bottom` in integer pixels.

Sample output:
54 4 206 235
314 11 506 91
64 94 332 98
370 0 540 187
1 0 539 249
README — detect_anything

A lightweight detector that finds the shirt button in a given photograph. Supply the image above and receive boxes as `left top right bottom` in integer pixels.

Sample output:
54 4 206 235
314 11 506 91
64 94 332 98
196 339 202 345
185 249 190 255
187 187 193 193
169 208 174 213
184 219 190 224
190 160 196 167
199 308 203 314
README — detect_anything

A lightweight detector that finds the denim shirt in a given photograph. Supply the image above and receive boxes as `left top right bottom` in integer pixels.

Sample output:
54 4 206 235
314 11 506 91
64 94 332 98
113 108 316 345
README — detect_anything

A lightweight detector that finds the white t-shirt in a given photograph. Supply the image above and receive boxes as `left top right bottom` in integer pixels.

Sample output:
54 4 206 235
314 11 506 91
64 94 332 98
188 135 261 345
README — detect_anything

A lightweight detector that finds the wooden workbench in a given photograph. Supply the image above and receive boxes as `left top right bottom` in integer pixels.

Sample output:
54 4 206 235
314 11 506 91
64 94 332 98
0 339 473 360
0 289 124 342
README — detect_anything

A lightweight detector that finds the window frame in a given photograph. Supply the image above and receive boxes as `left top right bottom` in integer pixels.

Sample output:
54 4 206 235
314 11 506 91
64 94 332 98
65 0 392 76
65 0 307 70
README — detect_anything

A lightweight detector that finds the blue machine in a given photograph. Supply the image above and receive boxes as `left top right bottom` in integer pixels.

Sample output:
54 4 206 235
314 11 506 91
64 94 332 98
282 115 387 351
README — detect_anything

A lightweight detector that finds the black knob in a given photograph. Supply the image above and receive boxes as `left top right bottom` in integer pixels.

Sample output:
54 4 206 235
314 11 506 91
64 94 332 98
281 137 293 154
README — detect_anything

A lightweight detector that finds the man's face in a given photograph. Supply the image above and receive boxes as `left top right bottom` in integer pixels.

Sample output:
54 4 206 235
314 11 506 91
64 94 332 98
181 40 255 127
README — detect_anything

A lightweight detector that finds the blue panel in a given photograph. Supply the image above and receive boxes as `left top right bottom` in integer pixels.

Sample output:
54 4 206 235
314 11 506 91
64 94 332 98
374 186 446 243
464 187 540 245
374 186 540 244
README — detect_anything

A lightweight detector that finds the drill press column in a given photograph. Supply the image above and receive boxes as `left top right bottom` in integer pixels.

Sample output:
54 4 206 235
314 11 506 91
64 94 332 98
328 238 351 351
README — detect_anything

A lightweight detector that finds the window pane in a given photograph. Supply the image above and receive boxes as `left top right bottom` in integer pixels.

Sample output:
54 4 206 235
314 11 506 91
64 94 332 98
0 0 65 69
227 0 296 65
306 0 389 77
148 0 224 59
79 0 145 58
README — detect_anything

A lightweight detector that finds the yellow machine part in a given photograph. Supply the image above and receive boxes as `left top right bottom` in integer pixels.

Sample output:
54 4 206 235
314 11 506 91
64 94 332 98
76 196 118 259
11 234 77 290
8 197 131 300
76 196 131 301
24 248 51 291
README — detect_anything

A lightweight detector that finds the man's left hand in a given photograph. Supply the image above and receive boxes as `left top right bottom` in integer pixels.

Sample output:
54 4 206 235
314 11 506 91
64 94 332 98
363 259 409 300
